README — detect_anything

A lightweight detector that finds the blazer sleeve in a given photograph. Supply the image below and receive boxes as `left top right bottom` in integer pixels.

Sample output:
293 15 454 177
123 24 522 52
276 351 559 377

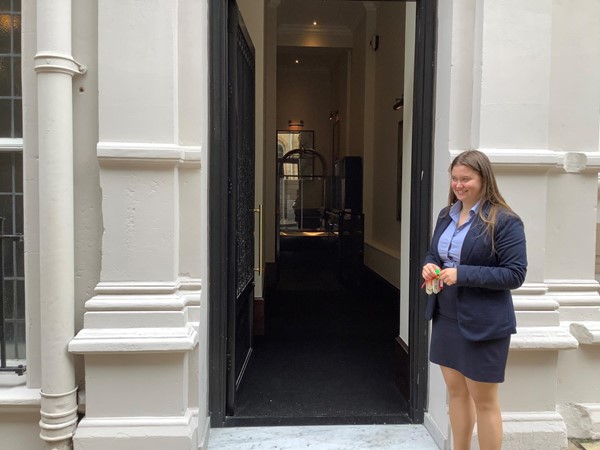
457 214 527 290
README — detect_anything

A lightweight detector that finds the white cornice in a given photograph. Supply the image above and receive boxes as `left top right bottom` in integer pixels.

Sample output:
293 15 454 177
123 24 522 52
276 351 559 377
450 149 600 173
510 326 579 350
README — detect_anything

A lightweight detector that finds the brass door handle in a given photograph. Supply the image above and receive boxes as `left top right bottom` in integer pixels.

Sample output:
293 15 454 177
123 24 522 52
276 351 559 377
253 205 263 276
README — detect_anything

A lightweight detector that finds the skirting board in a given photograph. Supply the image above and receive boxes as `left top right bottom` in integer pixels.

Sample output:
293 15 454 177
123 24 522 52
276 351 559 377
394 337 410 399
73 409 199 450
253 297 265 336
424 411 448 450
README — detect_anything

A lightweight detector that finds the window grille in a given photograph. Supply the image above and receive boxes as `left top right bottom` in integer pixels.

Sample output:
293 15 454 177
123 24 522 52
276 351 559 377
0 0 24 375
0 152 24 375
0 0 22 138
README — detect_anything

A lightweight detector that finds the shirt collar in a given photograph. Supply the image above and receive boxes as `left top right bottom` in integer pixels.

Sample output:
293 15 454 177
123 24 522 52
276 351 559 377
449 200 481 223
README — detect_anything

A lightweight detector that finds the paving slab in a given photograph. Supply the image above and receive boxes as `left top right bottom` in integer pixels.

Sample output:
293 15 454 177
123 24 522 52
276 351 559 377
208 424 438 450
580 442 600 450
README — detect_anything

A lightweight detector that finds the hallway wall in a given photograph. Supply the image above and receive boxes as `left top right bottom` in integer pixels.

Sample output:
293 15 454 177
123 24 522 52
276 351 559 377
364 2 406 289
277 65 333 167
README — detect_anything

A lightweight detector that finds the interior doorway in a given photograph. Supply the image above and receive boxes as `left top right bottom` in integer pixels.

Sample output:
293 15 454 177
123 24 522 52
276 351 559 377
209 0 436 427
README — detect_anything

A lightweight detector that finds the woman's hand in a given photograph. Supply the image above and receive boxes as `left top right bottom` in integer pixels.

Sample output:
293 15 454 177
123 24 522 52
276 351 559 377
422 263 441 281
440 268 457 286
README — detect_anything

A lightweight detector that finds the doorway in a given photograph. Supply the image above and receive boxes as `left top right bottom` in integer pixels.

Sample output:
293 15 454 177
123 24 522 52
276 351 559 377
209 0 436 426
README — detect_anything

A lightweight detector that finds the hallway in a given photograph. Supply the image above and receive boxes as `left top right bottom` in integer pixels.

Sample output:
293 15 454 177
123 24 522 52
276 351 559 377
233 236 409 424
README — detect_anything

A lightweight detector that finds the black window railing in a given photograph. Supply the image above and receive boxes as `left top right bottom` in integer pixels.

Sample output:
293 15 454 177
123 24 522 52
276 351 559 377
0 216 25 375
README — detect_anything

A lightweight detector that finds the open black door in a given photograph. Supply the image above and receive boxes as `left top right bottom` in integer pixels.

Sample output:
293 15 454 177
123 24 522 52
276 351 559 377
225 0 256 416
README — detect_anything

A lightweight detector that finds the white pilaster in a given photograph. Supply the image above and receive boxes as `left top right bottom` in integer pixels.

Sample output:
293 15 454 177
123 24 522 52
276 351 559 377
69 1 207 448
475 0 553 149
544 0 600 438
438 0 591 448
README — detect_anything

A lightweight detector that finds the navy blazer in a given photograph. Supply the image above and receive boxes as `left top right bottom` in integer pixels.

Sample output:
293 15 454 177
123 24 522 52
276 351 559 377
423 205 527 341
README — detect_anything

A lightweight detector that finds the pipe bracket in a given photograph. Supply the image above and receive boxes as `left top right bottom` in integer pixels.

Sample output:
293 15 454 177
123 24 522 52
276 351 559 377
34 52 87 76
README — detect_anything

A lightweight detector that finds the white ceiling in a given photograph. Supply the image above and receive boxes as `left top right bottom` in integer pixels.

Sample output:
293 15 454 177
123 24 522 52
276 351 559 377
277 0 367 34
276 1 370 70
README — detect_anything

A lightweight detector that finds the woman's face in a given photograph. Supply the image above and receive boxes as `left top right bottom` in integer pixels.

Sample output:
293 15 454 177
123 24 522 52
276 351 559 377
451 164 483 206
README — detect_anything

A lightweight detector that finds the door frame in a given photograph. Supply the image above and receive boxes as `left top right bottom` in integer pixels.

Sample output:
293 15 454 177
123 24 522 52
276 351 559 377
208 0 230 427
208 0 437 426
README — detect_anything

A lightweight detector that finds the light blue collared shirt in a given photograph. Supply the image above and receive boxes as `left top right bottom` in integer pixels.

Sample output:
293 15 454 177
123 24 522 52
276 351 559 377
437 201 480 268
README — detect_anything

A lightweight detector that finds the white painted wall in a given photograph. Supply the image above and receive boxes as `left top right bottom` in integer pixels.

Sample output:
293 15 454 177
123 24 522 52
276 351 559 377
277 67 333 164
72 0 103 392
399 2 416 348
364 2 405 289
348 16 366 159
548 0 600 152
264 2 278 265
428 0 600 448
425 0 453 446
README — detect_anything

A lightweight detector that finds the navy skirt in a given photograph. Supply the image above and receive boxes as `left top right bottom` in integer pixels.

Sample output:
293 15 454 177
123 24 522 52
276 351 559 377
429 284 511 383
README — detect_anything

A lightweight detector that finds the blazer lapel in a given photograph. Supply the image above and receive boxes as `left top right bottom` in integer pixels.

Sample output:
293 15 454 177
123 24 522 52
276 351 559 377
460 204 490 263
431 215 452 261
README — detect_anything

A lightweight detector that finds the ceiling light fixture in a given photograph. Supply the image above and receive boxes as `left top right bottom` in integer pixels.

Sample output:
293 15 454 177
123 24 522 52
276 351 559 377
288 120 304 130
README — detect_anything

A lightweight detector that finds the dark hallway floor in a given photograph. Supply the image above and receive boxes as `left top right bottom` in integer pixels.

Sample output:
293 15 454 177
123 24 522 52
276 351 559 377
233 236 409 425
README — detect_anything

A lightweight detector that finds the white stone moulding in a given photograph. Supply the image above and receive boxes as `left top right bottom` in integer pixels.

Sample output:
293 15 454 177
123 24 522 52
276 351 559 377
96 142 202 167
569 322 600 344
498 411 568 450
68 326 198 354
85 293 200 312
510 327 579 350
448 149 600 173
75 408 199 449
86 279 202 311
0 375 41 414
512 297 558 311
557 403 600 440
512 283 549 296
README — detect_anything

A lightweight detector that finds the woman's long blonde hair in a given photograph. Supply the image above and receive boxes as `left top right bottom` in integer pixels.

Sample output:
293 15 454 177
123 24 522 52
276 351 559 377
445 150 515 250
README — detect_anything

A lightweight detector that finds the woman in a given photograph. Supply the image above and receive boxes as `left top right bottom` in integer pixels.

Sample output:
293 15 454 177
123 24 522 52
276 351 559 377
422 150 527 450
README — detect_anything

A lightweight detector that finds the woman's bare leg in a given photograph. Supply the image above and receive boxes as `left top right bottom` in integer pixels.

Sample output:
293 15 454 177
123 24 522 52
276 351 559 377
441 366 476 450
465 378 502 450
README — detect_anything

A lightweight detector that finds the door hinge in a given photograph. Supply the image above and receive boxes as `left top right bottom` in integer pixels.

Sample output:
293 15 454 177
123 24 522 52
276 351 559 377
226 353 232 371
228 177 233 196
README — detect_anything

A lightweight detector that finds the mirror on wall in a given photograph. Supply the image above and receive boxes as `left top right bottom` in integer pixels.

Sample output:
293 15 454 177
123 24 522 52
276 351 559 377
276 131 329 233
276 130 314 158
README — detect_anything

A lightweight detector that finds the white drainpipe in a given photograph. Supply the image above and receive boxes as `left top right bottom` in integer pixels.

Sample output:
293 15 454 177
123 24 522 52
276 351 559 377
33 0 86 448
